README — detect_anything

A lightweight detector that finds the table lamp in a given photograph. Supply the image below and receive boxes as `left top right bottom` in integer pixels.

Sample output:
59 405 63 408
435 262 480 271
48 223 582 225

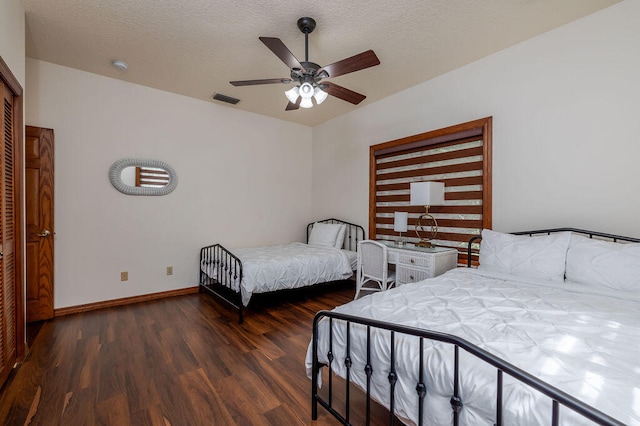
394 212 408 247
410 181 445 247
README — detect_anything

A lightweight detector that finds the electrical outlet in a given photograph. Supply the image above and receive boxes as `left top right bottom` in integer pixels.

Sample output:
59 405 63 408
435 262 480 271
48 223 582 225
121 271 128 281
166 266 173 276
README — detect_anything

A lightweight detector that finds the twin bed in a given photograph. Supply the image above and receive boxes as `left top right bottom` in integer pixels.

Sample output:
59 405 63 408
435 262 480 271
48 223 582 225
306 228 640 425
199 218 364 322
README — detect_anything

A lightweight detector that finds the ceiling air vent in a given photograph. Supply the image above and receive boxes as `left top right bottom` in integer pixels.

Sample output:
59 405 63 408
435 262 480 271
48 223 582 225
212 93 240 105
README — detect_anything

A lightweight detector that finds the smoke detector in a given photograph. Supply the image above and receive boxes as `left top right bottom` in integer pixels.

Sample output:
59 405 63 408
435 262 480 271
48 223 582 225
111 60 128 71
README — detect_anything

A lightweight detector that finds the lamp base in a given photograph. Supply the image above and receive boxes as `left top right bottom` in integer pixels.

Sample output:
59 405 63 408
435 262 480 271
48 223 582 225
415 240 434 248
415 209 438 248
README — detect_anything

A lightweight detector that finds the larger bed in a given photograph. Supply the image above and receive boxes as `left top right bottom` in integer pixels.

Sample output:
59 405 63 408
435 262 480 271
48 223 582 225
307 228 640 425
199 218 365 322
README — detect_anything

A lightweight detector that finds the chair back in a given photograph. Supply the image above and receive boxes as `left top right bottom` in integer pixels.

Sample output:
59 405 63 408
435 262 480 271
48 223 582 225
357 240 388 280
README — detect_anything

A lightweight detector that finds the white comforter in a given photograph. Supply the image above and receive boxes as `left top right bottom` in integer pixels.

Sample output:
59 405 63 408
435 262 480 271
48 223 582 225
306 268 640 425
202 242 353 306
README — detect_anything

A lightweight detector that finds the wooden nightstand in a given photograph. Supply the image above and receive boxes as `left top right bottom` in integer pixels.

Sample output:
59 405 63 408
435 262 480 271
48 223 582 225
381 242 458 286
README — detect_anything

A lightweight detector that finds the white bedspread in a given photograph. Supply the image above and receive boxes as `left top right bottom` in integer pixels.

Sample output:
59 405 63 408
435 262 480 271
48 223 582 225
202 242 353 306
306 268 640 425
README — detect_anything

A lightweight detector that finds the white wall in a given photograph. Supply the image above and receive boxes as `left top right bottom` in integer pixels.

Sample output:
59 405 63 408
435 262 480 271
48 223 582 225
26 59 312 309
312 0 640 238
0 0 25 86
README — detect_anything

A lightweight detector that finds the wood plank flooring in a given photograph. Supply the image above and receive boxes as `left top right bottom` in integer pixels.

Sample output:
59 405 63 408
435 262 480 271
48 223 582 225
0 282 393 425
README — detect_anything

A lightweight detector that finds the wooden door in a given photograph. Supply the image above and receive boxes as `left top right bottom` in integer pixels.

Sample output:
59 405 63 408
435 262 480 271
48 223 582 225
0 80 17 385
25 126 54 322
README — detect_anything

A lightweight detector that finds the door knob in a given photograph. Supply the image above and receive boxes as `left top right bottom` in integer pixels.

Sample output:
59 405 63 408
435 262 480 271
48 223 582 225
37 229 51 237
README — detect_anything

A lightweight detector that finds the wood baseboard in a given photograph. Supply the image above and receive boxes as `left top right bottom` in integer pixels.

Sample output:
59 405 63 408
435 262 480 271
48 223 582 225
54 286 200 317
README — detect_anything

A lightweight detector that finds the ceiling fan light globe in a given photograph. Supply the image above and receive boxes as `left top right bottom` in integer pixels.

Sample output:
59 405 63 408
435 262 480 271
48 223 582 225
299 82 314 99
314 87 328 105
300 97 313 108
285 86 300 103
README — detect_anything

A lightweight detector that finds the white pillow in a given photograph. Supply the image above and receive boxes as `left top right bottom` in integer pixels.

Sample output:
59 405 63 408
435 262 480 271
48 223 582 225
478 229 571 282
334 224 347 249
566 234 640 291
308 222 342 248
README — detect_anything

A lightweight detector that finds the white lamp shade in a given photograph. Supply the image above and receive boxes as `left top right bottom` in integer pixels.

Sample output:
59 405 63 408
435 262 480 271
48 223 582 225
410 181 445 206
394 212 408 232
299 97 313 108
299 82 314 99
314 87 328 104
285 86 300 103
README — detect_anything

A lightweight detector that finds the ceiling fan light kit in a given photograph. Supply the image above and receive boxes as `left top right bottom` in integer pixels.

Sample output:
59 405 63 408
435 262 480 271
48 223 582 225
229 17 380 111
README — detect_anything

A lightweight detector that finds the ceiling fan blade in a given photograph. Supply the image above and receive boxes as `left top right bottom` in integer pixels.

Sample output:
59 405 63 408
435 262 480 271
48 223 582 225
318 50 380 78
259 37 307 73
285 97 301 111
323 82 366 105
230 78 292 86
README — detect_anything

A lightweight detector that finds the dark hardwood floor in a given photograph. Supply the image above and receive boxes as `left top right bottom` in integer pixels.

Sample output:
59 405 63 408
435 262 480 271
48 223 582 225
0 282 392 425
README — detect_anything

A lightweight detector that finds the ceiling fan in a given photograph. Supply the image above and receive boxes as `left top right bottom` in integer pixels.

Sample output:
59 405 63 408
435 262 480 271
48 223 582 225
230 17 380 111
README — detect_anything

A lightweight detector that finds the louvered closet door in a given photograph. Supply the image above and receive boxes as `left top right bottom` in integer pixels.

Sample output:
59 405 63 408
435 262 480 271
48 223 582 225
0 81 16 386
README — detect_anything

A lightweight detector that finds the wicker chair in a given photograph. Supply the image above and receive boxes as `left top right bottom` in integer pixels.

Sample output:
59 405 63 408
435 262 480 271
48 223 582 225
355 240 396 299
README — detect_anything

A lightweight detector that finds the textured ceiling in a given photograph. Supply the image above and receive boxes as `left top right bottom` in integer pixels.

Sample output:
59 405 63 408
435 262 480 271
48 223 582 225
22 0 619 127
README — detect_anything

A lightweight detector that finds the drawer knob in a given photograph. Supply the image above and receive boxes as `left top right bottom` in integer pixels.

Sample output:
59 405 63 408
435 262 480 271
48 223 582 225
410 259 415 264
410 275 414 280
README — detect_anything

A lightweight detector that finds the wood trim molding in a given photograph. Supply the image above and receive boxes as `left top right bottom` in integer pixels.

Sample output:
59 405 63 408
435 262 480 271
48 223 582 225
371 117 490 157
482 117 493 230
368 145 377 239
54 287 200 316
0 56 22 96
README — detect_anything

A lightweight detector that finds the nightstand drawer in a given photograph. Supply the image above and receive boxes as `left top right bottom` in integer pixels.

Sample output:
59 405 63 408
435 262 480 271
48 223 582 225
378 241 458 287
399 253 432 268
397 266 431 284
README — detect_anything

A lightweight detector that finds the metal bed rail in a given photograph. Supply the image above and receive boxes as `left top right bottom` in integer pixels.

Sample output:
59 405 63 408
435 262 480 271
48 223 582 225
199 243 244 322
311 310 625 426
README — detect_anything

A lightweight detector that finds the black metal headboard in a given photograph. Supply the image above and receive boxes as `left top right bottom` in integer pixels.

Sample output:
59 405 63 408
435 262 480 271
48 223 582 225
467 228 640 267
306 218 366 252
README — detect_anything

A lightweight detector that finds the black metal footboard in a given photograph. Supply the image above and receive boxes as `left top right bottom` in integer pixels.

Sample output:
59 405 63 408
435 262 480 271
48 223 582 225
311 311 624 426
199 244 244 323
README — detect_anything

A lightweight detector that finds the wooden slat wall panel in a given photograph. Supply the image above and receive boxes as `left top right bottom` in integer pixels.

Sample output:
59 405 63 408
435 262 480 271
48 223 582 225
377 217 483 229
376 205 483 214
377 175 483 192
379 161 484 181
376 146 483 170
370 118 493 263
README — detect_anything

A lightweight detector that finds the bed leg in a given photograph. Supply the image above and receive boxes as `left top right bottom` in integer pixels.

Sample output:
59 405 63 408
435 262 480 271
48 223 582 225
238 305 243 324
311 314 321 420
312 386 318 420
